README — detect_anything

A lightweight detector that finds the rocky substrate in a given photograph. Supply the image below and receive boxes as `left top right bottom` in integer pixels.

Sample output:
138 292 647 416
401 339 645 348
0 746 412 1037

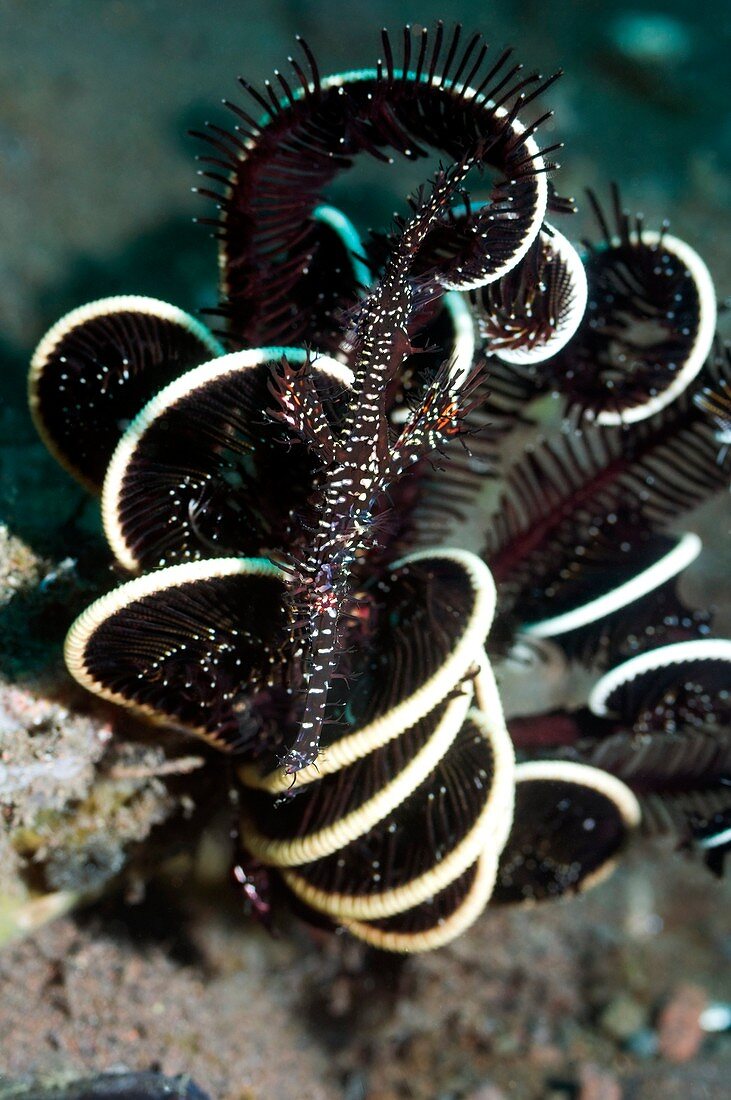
0 848 728 1100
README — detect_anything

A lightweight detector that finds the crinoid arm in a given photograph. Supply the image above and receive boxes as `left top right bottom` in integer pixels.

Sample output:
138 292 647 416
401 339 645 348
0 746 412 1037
484 353 731 653
491 761 640 904
200 23 565 348
64 557 290 753
544 186 717 424
101 348 352 572
29 297 223 491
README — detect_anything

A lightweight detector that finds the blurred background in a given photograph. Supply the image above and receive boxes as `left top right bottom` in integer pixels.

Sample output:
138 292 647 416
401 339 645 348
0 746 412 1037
0 3 729 1098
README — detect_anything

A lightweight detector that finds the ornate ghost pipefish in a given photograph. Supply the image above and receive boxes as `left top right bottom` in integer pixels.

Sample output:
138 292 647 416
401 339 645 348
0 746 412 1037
274 155 484 774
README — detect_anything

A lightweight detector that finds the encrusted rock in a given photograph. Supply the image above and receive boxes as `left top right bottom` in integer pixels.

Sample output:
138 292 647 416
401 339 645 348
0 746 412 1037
0 529 208 945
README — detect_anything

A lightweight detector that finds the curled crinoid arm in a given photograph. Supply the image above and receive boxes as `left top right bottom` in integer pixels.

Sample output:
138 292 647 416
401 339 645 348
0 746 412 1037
102 348 353 572
484 351 731 650
537 563 714 670
490 761 640 904
563 705 731 841
214 202 371 358
589 638 731 733
243 691 477 869
338 853 498 953
238 641 514 951
520 527 703 651
29 296 223 491
64 557 291 753
203 23 563 347
284 704 514 950
285 204 373 358
473 223 588 365
550 637 731 876
502 608 731 881
546 185 717 424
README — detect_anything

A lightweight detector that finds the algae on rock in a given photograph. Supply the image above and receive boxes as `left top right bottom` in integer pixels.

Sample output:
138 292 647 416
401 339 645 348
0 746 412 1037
0 525 207 948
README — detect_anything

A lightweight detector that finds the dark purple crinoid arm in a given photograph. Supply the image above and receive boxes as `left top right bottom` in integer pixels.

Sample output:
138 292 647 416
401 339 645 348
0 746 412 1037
195 22 564 351
484 346 731 647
